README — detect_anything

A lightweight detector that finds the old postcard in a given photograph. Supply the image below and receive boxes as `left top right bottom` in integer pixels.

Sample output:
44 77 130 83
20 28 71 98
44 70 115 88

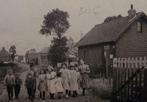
0 0 146 102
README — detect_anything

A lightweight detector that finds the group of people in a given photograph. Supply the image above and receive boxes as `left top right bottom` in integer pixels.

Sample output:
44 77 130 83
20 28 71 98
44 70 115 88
4 69 22 100
4 59 90 101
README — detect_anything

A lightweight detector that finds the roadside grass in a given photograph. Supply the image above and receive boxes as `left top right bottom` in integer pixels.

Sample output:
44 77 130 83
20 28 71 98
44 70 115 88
89 78 112 101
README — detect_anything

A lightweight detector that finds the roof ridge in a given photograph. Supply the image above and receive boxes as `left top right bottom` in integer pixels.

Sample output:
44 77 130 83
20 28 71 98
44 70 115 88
76 12 147 47
94 16 127 27
115 12 147 42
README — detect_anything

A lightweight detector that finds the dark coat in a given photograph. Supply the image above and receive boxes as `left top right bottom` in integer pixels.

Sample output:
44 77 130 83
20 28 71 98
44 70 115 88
25 77 36 90
15 78 22 86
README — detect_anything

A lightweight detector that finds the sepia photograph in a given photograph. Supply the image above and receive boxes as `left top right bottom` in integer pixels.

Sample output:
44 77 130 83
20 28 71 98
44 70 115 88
0 0 147 102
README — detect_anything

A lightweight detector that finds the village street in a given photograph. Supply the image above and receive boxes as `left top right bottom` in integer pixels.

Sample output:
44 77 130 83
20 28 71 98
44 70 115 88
0 0 146 102
0 63 109 102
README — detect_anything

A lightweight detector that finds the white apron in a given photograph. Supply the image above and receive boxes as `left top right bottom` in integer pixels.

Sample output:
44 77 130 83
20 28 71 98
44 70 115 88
54 77 64 93
69 70 79 91
46 73 51 92
49 72 56 93
60 69 70 90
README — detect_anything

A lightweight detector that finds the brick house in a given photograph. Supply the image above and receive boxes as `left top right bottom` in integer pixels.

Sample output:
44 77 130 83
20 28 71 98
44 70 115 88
76 5 147 76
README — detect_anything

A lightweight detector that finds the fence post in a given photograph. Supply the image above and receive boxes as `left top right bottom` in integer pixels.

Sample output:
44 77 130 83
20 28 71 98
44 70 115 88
143 66 147 102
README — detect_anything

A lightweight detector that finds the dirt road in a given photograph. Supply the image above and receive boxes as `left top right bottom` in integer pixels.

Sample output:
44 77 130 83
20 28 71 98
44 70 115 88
0 64 108 102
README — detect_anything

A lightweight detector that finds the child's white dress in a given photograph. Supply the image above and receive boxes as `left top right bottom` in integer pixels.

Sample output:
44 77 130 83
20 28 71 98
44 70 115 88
59 69 70 90
38 74 46 82
49 71 56 94
38 74 47 92
54 77 64 93
69 70 79 91
46 73 51 92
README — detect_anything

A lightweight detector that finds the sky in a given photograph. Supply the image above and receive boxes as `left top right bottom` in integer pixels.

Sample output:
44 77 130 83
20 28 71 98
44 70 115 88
0 0 147 55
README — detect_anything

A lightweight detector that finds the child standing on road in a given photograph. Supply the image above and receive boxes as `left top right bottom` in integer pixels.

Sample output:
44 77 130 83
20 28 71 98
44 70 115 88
59 63 70 98
38 70 47 100
75 64 81 91
4 69 15 100
14 73 22 99
49 68 56 99
25 73 36 101
54 72 64 99
69 63 79 97
46 69 51 97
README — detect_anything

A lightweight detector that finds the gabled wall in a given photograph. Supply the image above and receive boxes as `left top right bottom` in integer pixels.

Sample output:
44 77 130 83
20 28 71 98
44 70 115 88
78 43 115 77
78 45 104 68
116 17 147 57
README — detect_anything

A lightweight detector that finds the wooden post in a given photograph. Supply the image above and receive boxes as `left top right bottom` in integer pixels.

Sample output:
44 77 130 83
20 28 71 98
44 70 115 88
142 66 147 102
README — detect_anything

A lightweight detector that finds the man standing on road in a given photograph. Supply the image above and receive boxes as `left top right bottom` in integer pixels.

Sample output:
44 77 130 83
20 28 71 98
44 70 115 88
4 69 15 100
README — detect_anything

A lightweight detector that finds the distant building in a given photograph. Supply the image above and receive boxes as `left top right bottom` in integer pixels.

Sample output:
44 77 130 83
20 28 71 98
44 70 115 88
38 47 50 68
15 55 25 63
0 47 11 63
76 5 147 76
25 49 38 65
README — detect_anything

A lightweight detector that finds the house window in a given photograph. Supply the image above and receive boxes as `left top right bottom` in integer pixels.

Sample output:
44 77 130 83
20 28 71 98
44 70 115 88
41 56 46 59
137 21 142 32
104 45 110 50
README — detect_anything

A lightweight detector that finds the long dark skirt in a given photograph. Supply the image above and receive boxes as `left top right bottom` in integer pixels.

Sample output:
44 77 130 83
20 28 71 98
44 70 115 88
81 73 90 89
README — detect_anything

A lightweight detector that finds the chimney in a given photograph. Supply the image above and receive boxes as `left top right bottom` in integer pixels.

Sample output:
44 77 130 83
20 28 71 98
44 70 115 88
128 4 136 18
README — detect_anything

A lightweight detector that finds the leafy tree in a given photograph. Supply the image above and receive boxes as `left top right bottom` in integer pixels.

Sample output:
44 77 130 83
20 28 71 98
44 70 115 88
9 45 16 62
40 8 70 66
40 8 70 38
49 36 68 66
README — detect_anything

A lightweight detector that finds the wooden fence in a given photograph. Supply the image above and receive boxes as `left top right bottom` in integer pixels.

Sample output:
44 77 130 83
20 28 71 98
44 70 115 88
112 57 147 102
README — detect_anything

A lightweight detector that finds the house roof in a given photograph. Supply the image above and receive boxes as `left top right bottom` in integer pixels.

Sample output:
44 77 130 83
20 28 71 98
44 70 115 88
0 48 10 56
76 12 147 47
39 47 50 54
27 49 37 54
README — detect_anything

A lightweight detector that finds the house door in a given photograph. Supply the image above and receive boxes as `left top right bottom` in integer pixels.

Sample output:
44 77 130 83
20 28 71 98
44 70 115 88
104 45 110 77
104 45 116 77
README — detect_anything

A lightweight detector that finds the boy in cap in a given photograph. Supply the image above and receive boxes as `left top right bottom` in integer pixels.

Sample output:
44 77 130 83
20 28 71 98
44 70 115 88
25 73 36 101
14 73 22 99
4 69 15 100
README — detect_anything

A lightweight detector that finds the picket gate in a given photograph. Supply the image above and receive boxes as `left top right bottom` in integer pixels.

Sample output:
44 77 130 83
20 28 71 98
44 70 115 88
112 57 147 102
